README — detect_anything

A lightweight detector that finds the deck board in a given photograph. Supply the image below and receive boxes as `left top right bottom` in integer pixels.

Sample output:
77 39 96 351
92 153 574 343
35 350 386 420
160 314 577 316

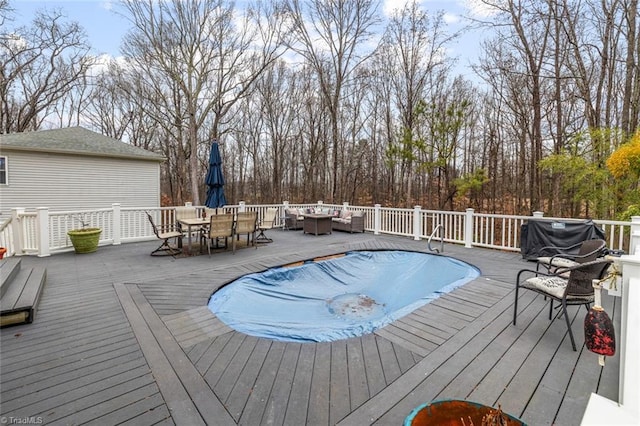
329 341 350 425
284 343 315 425
307 342 331 425
239 341 286 425
225 338 272 420
0 231 620 425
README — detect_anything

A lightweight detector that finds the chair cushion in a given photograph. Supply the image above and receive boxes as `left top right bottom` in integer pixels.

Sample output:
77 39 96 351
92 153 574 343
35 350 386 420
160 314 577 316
522 276 567 298
333 218 350 224
522 276 594 301
537 256 578 268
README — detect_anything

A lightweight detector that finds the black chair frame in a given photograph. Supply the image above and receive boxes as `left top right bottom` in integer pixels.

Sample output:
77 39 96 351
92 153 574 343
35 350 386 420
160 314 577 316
514 258 612 351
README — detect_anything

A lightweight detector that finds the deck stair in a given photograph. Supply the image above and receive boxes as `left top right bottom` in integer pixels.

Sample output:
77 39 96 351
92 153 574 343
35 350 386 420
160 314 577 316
0 258 46 327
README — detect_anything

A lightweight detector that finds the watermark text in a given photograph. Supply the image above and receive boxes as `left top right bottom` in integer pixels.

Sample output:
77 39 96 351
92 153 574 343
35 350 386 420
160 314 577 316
0 417 44 425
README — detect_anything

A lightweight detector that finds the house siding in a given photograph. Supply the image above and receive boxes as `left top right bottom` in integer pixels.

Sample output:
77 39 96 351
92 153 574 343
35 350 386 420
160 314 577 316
0 150 161 217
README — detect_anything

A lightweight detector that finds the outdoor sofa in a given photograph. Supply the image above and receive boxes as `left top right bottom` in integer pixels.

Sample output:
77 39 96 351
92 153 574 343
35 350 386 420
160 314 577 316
284 207 366 233
331 210 366 233
284 208 305 230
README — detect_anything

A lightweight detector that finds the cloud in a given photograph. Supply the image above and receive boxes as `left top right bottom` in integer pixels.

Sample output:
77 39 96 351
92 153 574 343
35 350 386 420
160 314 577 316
463 0 500 18
443 12 460 24
100 1 114 12
382 0 422 17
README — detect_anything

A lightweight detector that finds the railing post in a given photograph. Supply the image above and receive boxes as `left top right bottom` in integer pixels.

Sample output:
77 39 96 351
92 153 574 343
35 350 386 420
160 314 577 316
413 206 422 241
464 208 474 248
112 203 121 246
239 201 246 212
533 211 544 218
584 255 640 422
342 202 349 211
11 208 24 256
283 201 290 210
630 216 640 255
317 200 324 209
374 204 381 235
36 207 50 257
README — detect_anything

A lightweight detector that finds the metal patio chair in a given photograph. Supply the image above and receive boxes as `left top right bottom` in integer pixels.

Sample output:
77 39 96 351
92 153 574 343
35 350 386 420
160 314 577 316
146 212 182 257
234 211 258 250
513 258 612 351
200 213 235 256
256 208 278 243
536 239 606 273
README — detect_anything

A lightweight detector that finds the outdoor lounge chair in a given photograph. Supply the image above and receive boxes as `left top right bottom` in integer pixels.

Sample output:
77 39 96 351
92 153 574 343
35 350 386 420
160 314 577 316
284 208 304 230
235 211 258 250
146 212 182 256
536 239 606 273
256 207 278 243
513 258 612 351
201 213 235 256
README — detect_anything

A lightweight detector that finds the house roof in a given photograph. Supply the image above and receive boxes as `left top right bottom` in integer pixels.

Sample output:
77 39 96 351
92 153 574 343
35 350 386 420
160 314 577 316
0 127 165 162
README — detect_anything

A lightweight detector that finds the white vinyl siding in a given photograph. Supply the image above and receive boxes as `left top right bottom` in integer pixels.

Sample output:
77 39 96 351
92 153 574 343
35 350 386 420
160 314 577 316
0 150 161 217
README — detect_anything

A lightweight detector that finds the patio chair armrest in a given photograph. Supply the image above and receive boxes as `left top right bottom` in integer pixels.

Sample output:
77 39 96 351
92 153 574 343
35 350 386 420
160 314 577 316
516 267 557 284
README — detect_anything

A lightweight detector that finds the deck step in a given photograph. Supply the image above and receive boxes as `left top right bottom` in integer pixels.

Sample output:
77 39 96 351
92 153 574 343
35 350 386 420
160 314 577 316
0 258 22 298
0 262 47 327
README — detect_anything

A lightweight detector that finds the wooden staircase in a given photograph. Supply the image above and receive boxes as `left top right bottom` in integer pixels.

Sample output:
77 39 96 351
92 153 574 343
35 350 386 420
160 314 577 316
0 258 47 327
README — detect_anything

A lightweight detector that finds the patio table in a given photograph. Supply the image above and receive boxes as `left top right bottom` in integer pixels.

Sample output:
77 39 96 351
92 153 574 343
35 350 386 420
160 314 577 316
301 214 333 235
177 217 209 253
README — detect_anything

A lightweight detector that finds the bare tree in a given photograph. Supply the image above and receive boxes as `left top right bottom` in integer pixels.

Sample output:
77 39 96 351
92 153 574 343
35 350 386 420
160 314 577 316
620 0 639 135
0 0 12 27
0 8 93 133
285 0 380 203
119 0 287 205
378 2 459 206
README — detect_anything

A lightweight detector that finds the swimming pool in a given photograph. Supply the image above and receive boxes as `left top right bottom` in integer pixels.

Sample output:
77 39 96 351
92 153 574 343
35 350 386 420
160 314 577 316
208 250 480 342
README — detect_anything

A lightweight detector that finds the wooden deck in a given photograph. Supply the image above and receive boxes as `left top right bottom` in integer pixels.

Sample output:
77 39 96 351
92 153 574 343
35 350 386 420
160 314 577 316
0 230 619 425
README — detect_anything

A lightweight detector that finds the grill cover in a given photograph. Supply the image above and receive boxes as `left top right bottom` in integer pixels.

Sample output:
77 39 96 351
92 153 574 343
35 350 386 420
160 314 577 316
520 219 605 260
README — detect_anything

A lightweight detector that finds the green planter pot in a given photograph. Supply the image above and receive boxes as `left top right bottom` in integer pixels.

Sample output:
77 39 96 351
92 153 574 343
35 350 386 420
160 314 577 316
67 228 102 254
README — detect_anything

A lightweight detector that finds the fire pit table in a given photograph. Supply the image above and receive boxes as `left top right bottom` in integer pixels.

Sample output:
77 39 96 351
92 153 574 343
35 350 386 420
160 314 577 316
302 214 333 236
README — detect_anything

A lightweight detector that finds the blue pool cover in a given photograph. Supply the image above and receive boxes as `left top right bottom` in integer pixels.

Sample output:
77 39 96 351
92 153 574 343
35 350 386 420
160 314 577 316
208 250 480 342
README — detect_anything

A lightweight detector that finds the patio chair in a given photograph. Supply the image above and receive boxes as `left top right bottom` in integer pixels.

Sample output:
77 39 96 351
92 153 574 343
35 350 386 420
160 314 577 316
256 208 278 243
234 211 258 250
203 207 220 218
284 208 304 230
536 239 606 273
201 213 235 256
513 258 612 351
175 206 198 235
146 212 182 256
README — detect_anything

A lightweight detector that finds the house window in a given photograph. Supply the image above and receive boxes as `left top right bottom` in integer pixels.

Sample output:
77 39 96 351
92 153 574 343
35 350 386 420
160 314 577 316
0 156 6 185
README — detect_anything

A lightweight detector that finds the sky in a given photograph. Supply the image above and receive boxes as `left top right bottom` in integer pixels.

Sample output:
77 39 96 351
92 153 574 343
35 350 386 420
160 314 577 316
7 0 493 80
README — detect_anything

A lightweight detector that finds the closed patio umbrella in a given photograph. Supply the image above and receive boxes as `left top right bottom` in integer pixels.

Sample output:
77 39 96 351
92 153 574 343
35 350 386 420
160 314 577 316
204 139 227 209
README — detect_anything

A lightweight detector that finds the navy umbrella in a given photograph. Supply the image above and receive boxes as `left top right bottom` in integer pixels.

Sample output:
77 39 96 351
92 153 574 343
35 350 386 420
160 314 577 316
204 139 228 208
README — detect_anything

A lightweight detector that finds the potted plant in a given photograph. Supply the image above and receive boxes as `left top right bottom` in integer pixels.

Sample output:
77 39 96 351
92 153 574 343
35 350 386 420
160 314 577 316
405 400 524 426
0 247 6 259
67 215 102 254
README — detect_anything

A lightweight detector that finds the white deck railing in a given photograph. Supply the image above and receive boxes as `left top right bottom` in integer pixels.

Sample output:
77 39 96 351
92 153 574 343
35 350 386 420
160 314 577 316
2 201 636 257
